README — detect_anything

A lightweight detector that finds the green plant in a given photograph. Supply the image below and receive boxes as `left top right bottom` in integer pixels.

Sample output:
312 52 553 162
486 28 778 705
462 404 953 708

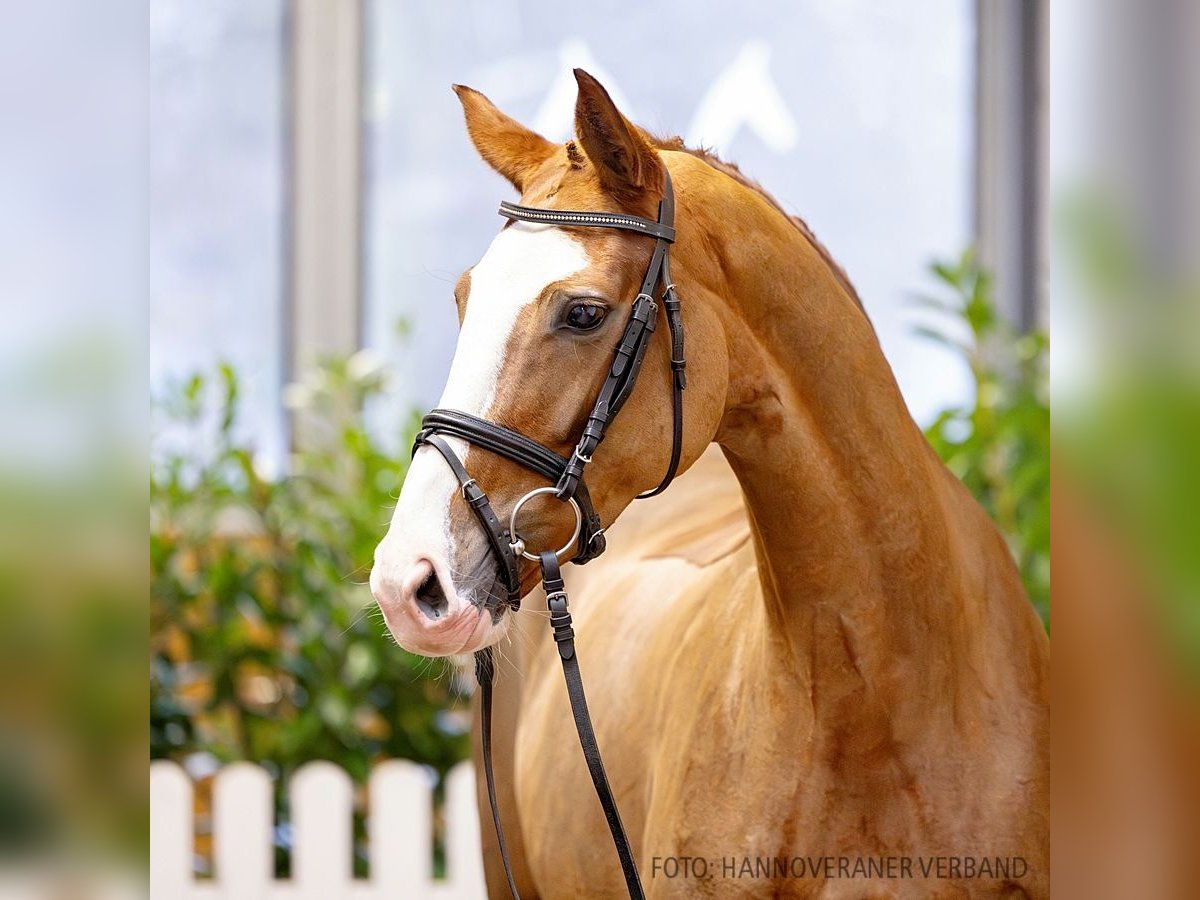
915 252 1050 625
150 354 469 871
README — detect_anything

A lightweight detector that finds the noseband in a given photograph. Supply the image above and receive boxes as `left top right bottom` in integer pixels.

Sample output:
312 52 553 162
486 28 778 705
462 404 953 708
411 171 685 899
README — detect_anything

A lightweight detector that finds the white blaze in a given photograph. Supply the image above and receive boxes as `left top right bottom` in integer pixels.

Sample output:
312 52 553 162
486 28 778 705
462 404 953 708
374 223 590 592
439 223 589 413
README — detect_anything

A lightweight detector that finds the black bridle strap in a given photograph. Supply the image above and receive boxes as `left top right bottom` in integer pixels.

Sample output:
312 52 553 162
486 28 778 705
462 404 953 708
541 551 645 898
535 176 684 502
416 410 607 563
417 434 521 602
474 555 645 900
497 201 676 242
475 647 522 900
635 249 685 499
419 409 571 484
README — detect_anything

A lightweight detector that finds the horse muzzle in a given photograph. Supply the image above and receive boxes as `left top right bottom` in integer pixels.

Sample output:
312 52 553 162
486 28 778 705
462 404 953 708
370 554 510 656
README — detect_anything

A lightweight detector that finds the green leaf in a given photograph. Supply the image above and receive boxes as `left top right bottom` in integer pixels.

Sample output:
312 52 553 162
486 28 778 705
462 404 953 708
914 255 1049 631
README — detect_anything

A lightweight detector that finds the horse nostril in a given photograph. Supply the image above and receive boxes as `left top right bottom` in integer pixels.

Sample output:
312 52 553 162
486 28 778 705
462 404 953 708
414 571 450 621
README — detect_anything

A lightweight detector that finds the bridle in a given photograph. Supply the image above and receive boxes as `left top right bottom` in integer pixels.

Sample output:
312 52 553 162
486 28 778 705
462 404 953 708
411 170 685 899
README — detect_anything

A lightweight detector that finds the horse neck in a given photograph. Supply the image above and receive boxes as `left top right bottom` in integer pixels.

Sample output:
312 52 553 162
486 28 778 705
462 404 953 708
677 173 986 705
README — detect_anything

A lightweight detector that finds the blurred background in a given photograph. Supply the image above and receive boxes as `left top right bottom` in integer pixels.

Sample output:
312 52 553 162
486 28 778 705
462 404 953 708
149 0 1018 466
1 0 1197 896
147 0 1053 888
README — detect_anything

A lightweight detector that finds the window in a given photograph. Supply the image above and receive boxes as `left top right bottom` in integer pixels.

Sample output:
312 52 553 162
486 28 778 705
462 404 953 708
363 1 976 428
150 2 992 457
150 0 288 469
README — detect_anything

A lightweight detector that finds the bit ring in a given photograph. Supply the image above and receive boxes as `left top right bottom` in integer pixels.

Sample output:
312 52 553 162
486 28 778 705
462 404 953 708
508 487 582 562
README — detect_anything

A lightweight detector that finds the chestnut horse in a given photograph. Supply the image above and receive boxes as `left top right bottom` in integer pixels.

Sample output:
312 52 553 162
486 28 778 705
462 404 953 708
371 70 1049 898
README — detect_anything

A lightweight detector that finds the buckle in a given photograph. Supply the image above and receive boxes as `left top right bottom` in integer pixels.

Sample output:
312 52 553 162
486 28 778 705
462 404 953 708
632 293 657 319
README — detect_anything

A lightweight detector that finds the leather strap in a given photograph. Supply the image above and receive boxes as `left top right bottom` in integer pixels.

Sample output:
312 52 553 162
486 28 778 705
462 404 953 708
556 174 682 501
414 433 521 603
475 559 646 900
540 552 645 899
475 647 521 900
418 409 569 482
554 291 660 500
498 202 676 242
416 410 607 565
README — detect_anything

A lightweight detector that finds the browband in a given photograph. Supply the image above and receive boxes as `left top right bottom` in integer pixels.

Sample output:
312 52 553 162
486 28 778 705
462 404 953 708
498 201 676 243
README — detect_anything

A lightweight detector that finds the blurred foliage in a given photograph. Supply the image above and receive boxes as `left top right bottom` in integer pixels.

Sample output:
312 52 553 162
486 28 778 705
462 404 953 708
915 252 1050 625
150 353 469 871
1054 191 1200 678
0 480 144 865
0 335 144 868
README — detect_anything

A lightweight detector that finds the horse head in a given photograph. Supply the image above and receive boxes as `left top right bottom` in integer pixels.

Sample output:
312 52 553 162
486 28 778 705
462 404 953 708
371 71 725 656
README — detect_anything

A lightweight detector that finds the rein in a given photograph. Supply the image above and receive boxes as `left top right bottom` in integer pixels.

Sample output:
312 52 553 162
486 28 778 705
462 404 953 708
411 171 685 899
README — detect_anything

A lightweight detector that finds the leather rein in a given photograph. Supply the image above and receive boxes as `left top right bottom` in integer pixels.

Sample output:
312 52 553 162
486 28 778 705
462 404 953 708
412 170 684 899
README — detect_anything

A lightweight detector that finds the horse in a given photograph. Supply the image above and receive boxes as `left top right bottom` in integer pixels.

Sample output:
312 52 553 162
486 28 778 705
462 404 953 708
370 69 1050 899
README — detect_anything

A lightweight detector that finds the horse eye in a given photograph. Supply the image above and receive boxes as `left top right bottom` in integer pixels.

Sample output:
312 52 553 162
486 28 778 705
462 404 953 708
564 304 607 331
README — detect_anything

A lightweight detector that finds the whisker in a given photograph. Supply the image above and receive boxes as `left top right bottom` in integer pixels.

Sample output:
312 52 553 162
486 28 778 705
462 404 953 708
343 561 374 581
340 603 377 636
494 635 525 681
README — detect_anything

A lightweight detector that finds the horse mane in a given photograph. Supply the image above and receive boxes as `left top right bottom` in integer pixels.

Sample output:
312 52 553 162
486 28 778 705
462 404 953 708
647 134 870 318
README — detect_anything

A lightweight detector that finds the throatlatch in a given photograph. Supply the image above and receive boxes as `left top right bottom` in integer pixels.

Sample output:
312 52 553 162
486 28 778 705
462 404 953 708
412 170 684 900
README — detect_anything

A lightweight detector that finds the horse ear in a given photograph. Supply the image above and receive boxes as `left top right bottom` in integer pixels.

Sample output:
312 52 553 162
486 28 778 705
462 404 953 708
572 69 664 202
452 84 556 192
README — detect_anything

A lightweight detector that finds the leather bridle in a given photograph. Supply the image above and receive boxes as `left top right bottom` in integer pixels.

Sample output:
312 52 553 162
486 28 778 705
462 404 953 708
411 171 684 899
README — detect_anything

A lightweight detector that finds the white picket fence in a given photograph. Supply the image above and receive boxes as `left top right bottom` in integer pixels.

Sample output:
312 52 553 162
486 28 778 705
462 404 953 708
150 760 487 900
